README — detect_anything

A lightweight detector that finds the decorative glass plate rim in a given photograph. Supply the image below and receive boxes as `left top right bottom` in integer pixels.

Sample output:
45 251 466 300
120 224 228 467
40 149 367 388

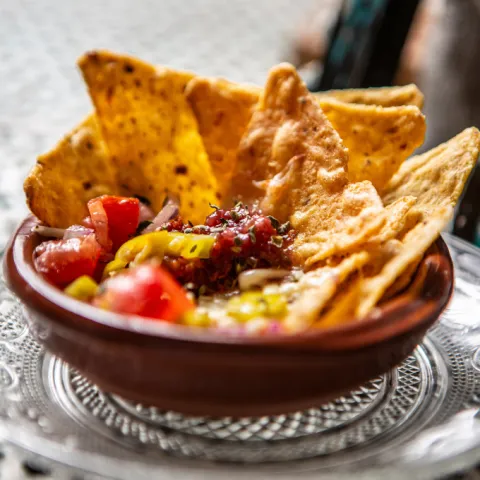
1 233 480 480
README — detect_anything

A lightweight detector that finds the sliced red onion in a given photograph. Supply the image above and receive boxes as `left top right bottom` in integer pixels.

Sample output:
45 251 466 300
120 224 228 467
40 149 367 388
33 226 65 238
238 268 290 291
141 198 179 234
63 225 95 240
138 202 155 223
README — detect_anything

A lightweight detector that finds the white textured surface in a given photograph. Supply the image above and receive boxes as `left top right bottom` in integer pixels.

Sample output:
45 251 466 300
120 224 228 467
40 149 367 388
1 0 480 478
0 0 315 252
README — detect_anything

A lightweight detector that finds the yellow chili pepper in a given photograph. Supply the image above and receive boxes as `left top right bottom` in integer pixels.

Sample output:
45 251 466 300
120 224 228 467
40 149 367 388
104 231 215 277
64 275 98 301
226 291 288 322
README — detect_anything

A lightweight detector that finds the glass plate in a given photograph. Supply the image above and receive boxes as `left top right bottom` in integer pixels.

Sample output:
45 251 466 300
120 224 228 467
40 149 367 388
1 233 480 480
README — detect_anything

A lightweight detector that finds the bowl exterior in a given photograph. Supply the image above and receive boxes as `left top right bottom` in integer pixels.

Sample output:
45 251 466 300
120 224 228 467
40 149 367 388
3 216 454 416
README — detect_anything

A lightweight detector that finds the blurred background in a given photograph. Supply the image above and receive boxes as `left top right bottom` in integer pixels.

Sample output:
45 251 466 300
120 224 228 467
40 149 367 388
1 0 480 251
1 1 480 477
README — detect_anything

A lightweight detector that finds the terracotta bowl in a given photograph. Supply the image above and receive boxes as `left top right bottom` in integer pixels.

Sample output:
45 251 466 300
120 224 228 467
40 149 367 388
3 216 454 417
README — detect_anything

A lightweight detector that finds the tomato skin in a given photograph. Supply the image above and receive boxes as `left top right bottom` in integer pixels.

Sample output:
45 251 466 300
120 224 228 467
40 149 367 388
94 264 194 322
34 234 102 287
101 196 140 251
87 196 140 252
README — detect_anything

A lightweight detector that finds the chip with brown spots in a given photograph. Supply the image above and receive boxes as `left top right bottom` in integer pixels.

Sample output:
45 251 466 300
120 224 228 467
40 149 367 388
185 77 260 199
314 84 424 109
186 76 425 200
24 115 117 227
321 128 480 322
78 50 218 224
319 100 426 191
233 63 405 267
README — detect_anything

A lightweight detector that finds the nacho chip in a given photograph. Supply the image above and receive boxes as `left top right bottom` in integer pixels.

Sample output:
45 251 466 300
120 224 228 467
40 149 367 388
186 77 425 200
355 208 453 317
382 127 480 211
314 84 424 109
78 50 218 224
233 63 389 266
24 115 117 227
284 252 369 332
381 258 421 301
341 128 480 318
185 78 259 199
319 100 426 191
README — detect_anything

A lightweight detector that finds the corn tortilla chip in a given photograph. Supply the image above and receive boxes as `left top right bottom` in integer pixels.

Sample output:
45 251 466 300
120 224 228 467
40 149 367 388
24 115 117 228
234 63 390 267
381 258 421 301
355 208 453 317
319 100 426 191
78 50 218 225
314 84 424 109
340 128 480 318
186 77 425 200
185 77 259 199
382 127 480 211
284 252 369 332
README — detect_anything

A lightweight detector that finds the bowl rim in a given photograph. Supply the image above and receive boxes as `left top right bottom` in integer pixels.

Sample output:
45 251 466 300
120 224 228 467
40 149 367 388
3 215 454 351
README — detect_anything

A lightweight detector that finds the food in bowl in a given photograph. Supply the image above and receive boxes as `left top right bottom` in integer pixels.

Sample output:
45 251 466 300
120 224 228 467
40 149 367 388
23 50 480 335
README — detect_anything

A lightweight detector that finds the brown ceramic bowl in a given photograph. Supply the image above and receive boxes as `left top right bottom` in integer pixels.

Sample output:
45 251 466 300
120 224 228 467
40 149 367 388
3 216 454 417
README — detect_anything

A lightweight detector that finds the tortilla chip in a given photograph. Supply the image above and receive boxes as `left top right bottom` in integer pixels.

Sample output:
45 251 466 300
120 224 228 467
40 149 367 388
24 115 117 228
78 50 218 224
355 208 453 317
361 196 417 247
314 84 424 109
319 100 425 191
344 128 480 318
233 63 389 267
185 77 259 199
381 258 421 301
382 127 480 211
284 252 369 332
186 77 425 200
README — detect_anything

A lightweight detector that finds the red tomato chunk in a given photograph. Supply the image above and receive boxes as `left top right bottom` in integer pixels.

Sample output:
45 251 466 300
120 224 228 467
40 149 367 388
87 195 140 252
94 264 194 322
34 234 102 287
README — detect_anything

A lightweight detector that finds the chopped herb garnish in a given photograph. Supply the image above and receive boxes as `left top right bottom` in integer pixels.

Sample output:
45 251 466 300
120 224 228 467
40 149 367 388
234 236 243 246
188 220 194 227
190 245 198 253
209 202 220 211
248 226 256 244
270 235 283 247
220 218 229 225
234 201 244 210
135 220 152 235
231 210 239 221
278 221 290 235
267 215 280 230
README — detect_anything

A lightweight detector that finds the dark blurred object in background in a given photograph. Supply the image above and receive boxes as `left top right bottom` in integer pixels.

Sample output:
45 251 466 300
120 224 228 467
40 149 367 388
287 0 480 245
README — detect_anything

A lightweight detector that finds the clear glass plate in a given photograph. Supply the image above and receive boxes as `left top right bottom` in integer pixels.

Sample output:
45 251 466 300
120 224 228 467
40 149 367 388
1 233 480 480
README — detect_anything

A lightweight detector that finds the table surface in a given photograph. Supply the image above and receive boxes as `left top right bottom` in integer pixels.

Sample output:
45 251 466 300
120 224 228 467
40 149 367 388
1 0 480 478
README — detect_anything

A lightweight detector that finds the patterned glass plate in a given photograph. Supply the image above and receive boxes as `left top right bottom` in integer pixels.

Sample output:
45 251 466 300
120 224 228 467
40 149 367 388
1 233 480 480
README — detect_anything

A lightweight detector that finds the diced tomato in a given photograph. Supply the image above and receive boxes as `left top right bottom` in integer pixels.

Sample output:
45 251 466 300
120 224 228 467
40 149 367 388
87 196 140 252
94 264 194 322
34 234 102 287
